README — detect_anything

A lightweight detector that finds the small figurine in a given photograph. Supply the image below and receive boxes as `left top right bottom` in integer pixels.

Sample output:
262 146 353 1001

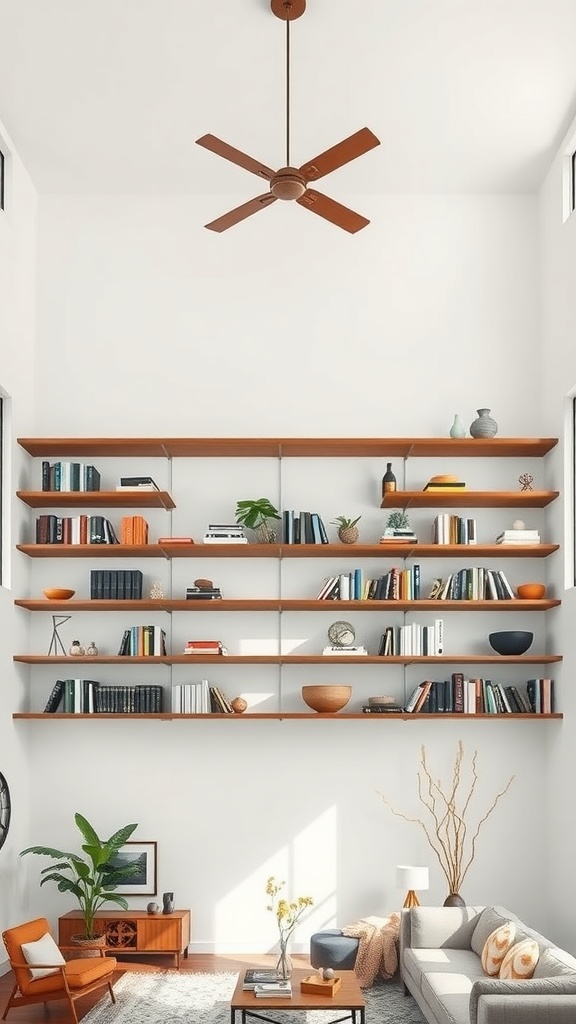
150 580 164 599
69 639 85 656
85 641 99 656
519 473 534 492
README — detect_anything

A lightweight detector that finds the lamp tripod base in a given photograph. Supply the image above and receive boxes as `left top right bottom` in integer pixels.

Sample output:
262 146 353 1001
403 890 421 908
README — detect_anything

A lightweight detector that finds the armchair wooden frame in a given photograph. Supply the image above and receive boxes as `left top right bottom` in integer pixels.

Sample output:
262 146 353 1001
2 918 117 1024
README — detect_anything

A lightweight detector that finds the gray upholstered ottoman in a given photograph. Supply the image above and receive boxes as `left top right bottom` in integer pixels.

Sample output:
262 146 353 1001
310 929 360 971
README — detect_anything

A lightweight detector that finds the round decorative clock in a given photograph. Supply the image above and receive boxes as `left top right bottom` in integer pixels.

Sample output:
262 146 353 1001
328 621 356 647
0 772 11 850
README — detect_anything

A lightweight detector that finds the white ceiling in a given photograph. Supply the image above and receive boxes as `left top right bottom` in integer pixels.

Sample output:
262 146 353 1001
1 0 576 196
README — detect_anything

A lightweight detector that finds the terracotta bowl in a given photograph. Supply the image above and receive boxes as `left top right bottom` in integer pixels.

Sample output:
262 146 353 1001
516 582 546 600
301 684 352 713
489 630 533 656
43 588 75 600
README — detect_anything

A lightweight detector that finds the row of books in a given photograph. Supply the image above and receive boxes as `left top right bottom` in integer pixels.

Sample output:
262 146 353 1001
183 640 224 655
317 566 421 601
43 680 163 714
284 510 329 545
242 971 291 996
91 569 143 600
120 515 149 544
41 461 101 492
171 681 234 713
185 586 222 600
428 568 515 601
118 625 167 656
433 515 477 545
405 674 554 714
379 620 444 657
36 515 118 545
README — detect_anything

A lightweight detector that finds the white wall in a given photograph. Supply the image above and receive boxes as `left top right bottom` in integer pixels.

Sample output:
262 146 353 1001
0 117 37 941
7 187 559 958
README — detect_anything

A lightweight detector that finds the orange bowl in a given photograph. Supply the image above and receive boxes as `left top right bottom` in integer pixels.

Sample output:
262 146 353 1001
301 685 352 714
516 583 546 600
43 588 75 600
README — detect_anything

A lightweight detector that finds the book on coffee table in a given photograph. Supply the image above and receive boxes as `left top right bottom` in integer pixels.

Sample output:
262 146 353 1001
254 981 292 997
242 970 279 990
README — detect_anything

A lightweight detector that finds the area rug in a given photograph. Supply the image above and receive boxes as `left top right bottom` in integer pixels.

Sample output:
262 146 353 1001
81 970 427 1024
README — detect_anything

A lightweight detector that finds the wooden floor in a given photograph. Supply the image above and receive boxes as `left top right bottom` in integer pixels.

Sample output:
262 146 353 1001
0 953 313 1024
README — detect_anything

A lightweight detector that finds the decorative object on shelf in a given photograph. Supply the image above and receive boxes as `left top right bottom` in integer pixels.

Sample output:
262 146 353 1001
378 741 515 907
469 408 498 438
230 697 248 714
516 582 546 600
194 578 214 590
396 865 429 908
519 472 534 491
266 876 313 981
327 621 356 647
149 580 164 599
513 519 526 530
489 630 534 655
381 462 397 498
47 614 72 656
69 639 85 656
449 414 466 438
147 902 159 914
301 684 352 713
20 813 139 940
43 588 75 601
330 515 361 544
0 771 11 851
322 968 335 980
163 892 174 914
385 509 411 531
235 497 281 543
85 641 99 657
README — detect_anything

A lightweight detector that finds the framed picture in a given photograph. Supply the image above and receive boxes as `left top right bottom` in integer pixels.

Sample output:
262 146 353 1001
109 840 157 895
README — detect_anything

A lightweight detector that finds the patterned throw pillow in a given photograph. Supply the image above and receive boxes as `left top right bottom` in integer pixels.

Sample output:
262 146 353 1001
481 922 516 976
499 939 540 980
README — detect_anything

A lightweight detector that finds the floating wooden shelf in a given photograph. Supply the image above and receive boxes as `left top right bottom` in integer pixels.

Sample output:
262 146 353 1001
382 491 558 509
16 542 560 559
16 490 175 510
14 598 561 612
12 712 563 721
13 653 563 665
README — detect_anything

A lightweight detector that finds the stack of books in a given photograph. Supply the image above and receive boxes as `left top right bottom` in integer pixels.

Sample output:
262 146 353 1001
242 970 280 991
423 474 466 492
203 524 247 544
183 640 224 655
380 528 418 543
116 476 160 491
322 645 367 656
496 528 540 545
254 981 292 998
185 586 222 600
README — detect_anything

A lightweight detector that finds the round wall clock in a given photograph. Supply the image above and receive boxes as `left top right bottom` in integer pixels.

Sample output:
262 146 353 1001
328 621 356 647
0 772 11 850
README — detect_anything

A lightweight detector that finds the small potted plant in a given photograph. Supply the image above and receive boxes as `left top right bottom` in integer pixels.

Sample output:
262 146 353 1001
235 497 281 543
21 813 139 944
330 515 361 544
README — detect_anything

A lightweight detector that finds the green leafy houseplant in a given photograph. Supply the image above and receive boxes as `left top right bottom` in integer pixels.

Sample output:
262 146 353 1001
330 515 361 544
235 498 281 542
21 813 139 939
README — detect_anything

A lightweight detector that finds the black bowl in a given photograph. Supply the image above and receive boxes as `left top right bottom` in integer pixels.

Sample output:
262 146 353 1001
489 630 534 656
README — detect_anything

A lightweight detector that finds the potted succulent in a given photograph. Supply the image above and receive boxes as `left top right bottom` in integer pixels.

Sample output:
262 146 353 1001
330 515 361 544
21 813 139 943
235 497 281 543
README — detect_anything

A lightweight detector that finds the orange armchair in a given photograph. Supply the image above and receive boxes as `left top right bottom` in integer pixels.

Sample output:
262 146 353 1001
2 917 117 1024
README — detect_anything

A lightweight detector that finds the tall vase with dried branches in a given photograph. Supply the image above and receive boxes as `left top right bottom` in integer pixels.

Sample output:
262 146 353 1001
378 741 514 906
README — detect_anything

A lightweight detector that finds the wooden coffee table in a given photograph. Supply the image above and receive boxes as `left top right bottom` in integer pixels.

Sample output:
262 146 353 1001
230 969 365 1024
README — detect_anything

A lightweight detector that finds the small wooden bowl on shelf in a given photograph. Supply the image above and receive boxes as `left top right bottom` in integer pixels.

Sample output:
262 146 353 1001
516 583 546 600
43 588 75 600
301 685 352 713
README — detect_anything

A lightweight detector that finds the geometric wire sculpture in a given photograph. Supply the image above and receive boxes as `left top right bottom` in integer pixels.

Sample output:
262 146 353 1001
47 615 72 656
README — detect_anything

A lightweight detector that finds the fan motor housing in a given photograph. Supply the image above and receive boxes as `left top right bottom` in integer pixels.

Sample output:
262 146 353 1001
270 167 307 200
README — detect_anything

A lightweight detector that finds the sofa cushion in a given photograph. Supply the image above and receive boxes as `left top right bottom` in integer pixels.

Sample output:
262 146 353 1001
470 906 524 957
410 906 482 949
421 968 478 1024
403 946 485 992
499 938 539 979
533 945 576 979
481 921 516 976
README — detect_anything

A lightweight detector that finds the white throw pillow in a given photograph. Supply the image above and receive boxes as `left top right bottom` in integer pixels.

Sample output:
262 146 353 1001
499 938 540 980
481 921 516 976
21 932 66 979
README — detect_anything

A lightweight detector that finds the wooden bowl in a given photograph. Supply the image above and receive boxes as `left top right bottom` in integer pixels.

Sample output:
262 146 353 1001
43 588 75 600
516 583 546 600
301 685 352 713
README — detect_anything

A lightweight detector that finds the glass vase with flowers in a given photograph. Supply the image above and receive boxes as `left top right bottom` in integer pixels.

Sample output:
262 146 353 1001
265 876 313 980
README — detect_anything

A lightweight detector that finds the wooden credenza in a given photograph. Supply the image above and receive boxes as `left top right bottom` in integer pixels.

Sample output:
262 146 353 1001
58 909 190 968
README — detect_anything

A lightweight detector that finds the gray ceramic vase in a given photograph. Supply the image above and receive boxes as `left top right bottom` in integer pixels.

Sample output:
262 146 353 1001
470 408 498 438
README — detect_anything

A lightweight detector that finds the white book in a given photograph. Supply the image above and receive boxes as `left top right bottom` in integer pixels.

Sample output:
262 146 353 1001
434 618 444 655
116 483 158 491
203 535 248 544
339 573 350 600
322 646 367 655
172 684 182 713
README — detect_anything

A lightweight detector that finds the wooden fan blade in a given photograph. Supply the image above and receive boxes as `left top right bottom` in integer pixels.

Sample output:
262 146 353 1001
196 134 275 181
204 194 277 232
299 127 380 183
296 189 370 233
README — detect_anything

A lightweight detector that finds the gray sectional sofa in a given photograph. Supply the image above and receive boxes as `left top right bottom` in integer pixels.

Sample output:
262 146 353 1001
399 904 576 1024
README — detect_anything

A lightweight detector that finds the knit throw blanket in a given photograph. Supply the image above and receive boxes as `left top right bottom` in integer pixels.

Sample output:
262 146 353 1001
342 913 400 988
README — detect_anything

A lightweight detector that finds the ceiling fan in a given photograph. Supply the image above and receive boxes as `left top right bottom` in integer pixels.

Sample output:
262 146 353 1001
195 0 380 233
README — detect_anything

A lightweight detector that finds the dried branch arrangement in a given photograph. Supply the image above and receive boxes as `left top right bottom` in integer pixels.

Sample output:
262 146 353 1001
378 741 515 898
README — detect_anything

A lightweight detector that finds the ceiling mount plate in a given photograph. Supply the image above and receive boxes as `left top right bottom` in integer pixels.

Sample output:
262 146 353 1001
271 0 306 21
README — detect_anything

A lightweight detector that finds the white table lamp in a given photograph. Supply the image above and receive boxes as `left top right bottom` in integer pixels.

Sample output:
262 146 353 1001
396 865 429 908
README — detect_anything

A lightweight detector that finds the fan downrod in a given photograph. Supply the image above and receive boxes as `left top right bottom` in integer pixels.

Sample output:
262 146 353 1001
271 0 306 21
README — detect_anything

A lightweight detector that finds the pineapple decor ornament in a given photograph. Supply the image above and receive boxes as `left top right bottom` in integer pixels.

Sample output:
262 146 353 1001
330 515 361 544
150 580 164 599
